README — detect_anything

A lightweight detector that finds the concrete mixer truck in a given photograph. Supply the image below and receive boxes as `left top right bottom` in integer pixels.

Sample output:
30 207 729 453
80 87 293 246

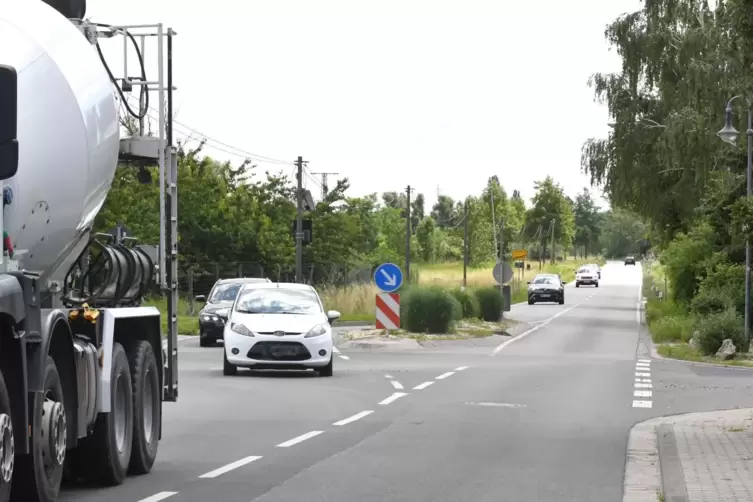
0 1 180 501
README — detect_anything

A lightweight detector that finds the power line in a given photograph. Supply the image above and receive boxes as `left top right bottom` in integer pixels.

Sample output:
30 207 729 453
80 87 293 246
312 172 338 199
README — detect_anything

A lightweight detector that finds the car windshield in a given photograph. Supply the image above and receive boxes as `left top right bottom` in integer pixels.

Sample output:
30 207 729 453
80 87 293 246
234 288 322 315
532 276 558 285
578 268 592 274
208 282 244 303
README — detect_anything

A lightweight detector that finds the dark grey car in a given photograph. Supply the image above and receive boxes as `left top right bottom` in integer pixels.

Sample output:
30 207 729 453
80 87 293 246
195 277 271 347
527 274 565 305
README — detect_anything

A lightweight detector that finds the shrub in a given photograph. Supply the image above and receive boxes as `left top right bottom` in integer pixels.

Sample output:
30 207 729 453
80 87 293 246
698 262 745 316
690 289 734 317
475 286 503 322
645 299 685 326
695 309 745 356
449 287 480 319
401 286 460 334
650 315 694 343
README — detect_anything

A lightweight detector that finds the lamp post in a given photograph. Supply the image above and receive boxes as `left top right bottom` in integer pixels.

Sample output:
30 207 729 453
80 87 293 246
717 96 753 350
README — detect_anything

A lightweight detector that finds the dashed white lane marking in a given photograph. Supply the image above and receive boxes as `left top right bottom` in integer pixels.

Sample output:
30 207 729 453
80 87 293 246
632 400 653 408
276 430 324 447
199 456 263 479
436 371 455 380
638 359 650 363
333 410 373 426
465 402 527 408
332 347 350 360
454 366 469 371
492 301 584 355
634 382 653 389
390 380 404 390
413 381 434 390
636 372 651 377
379 392 408 405
139 492 179 502
333 347 341 353
385 375 394 379
636 362 650 367
634 390 652 398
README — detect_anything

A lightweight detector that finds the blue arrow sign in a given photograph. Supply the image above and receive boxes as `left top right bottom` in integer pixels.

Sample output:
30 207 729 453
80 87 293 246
374 262 403 293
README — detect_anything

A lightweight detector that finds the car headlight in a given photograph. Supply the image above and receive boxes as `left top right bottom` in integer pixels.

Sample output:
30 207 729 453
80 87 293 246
215 308 229 317
304 324 328 338
230 323 254 337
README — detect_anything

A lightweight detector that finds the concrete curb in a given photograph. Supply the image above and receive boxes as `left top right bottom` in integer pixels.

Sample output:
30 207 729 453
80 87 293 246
623 408 753 502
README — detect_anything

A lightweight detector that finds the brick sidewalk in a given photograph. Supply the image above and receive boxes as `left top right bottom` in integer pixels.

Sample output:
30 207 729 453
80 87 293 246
624 408 753 502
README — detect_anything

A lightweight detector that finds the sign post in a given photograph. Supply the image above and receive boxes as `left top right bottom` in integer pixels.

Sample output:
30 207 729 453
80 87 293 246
374 263 403 330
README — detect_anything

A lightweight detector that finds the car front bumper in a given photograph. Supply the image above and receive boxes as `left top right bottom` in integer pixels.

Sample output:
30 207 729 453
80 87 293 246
199 318 227 339
224 330 333 369
576 276 597 284
528 290 563 302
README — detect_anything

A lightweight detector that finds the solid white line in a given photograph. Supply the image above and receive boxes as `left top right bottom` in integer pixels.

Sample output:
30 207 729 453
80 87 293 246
139 492 179 502
632 400 653 408
636 372 651 377
199 456 262 479
333 410 374 426
635 382 653 389
454 366 469 371
634 390 652 398
390 380 404 390
436 371 455 380
491 302 583 355
379 392 408 405
276 430 324 447
413 381 434 390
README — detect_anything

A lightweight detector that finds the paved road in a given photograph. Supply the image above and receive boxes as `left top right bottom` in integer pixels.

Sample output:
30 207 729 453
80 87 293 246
57 261 753 502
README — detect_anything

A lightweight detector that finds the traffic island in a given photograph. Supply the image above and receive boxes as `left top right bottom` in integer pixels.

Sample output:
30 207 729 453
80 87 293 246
337 318 529 351
623 408 753 502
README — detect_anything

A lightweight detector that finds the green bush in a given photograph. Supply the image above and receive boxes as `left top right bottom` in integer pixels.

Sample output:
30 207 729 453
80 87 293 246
474 286 503 322
645 299 685 325
695 309 745 356
698 262 745 316
402 286 460 334
650 315 694 343
690 289 734 317
449 288 480 319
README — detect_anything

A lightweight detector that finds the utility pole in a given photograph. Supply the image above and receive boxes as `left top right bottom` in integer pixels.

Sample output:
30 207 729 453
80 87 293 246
312 171 338 200
550 218 557 265
499 217 505 320
405 185 413 283
463 198 469 287
490 189 498 259
295 156 304 283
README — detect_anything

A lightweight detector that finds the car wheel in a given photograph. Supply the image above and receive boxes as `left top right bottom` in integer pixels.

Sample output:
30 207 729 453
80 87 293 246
318 356 333 377
595 282 599 288
575 282 580 288
199 336 212 347
558 296 565 305
528 298 534 305
223 350 237 376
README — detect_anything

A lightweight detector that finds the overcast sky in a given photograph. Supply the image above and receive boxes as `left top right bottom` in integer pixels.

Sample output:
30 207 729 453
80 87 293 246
87 0 642 210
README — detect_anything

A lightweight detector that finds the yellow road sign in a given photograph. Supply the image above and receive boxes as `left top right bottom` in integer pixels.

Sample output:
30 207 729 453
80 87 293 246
512 249 527 260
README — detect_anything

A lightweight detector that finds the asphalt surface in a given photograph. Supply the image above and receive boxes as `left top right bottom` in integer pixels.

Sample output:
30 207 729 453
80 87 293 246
57 261 753 502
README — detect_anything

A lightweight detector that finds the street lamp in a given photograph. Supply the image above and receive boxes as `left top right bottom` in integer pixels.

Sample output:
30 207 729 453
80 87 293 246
717 95 753 350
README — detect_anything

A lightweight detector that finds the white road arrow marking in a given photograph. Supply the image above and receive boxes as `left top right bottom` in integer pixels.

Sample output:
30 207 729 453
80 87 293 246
380 269 397 286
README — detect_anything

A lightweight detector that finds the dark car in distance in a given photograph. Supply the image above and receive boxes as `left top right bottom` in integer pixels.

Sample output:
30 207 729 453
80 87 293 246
625 256 636 265
196 277 271 347
527 273 565 305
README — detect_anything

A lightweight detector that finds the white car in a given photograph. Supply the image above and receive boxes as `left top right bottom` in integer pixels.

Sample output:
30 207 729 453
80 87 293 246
222 282 340 376
584 263 601 279
575 267 599 288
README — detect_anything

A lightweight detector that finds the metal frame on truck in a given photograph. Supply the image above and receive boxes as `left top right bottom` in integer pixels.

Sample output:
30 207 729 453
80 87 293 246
0 6 179 502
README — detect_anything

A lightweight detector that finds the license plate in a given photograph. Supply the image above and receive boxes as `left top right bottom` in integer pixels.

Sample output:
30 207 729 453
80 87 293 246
540 294 551 298
272 346 297 357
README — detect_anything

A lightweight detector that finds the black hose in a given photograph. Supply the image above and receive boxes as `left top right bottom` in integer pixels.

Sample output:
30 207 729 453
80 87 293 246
94 23 150 120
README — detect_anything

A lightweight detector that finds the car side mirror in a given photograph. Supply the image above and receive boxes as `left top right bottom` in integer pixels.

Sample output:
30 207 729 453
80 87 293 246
526 281 531 285
194 295 206 303
0 65 19 181
327 310 341 324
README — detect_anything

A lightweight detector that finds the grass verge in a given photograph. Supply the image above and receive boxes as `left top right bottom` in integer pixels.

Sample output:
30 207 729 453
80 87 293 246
340 318 515 342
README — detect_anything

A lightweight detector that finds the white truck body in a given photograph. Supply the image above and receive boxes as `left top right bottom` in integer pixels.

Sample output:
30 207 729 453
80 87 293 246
0 1 120 274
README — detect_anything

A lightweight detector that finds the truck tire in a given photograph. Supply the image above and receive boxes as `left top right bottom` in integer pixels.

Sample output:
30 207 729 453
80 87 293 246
69 342 133 486
0 371 14 502
11 357 66 502
126 341 160 475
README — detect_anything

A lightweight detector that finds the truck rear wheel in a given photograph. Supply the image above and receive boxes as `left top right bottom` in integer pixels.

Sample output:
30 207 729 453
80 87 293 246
126 341 160 475
11 356 66 502
68 342 133 486
0 371 14 502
